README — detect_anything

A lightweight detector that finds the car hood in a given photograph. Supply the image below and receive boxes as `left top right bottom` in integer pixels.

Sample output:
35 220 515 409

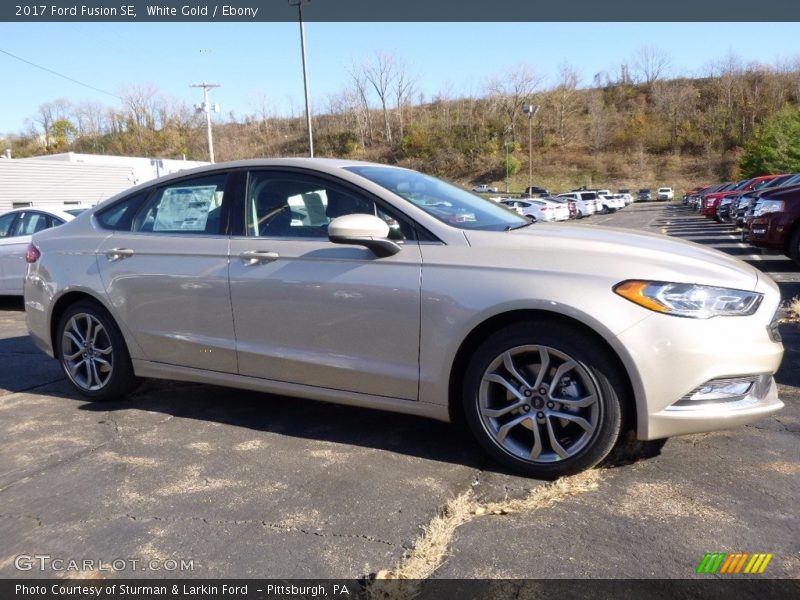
462 223 760 290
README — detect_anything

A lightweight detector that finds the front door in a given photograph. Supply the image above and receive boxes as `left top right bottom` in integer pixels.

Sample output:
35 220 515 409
228 169 422 400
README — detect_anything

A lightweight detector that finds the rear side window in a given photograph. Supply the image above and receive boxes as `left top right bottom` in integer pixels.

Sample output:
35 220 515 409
133 175 227 235
0 212 18 238
96 192 148 231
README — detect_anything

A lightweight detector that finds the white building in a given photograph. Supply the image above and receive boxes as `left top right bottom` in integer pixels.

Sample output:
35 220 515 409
0 153 209 213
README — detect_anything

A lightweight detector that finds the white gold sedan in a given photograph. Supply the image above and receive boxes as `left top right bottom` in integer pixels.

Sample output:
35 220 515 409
24 159 784 478
0 207 84 295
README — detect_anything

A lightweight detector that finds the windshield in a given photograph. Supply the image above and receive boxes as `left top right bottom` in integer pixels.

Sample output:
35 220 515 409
731 179 754 191
345 166 527 231
64 208 88 216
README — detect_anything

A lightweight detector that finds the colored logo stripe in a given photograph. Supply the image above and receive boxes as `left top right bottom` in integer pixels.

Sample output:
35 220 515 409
697 553 773 574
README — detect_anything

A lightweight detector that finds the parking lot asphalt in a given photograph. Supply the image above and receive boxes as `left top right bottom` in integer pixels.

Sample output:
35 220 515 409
0 202 797 580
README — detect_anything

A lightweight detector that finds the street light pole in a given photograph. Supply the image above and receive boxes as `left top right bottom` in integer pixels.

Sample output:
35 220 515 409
191 82 220 163
523 104 539 190
505 142 510 193
290 0 314 157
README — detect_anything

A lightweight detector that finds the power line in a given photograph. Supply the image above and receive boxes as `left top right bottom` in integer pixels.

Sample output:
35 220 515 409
0 48 122 100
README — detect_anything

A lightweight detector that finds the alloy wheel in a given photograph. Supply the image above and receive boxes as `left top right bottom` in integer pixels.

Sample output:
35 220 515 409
61 313 114 391
477 345 601 463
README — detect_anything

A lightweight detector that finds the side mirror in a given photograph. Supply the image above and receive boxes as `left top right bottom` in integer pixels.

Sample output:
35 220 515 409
328 214 401 258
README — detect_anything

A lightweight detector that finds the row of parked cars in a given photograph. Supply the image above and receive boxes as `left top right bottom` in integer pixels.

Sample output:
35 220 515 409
490 188 634 223
684 173 800 266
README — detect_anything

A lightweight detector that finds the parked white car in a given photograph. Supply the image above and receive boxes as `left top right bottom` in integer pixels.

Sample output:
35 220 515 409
24 159 784 479
658 187 675 201
618 192 634 206
0 206 84 295
501 199 568 222
556 192 597 218
599 194 627 212
500 199 546 222
532 198 571 221
472 184 498 193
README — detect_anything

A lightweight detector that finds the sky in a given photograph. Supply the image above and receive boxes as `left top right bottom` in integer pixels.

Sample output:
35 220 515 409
1 21 799 135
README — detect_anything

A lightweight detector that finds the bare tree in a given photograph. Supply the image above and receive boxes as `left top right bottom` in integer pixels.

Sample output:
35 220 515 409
347 67 375 147
652 80 697 152
393 57 417 142
120 83 163 130
361 51 397 145
550 63 582 145
35 99 71 150
633 46 671 85
487 64 543 140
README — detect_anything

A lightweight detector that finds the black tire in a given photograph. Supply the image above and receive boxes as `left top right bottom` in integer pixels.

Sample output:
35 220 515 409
787 226 800 267
56 300 140 401
462 320 625 478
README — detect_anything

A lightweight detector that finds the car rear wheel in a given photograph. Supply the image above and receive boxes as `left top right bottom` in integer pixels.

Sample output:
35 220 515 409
56 301 140 401
463 320 624 478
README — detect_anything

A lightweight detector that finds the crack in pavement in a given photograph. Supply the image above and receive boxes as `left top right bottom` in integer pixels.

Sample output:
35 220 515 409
0 512 396 548
0 442 110 494
368 469 602 583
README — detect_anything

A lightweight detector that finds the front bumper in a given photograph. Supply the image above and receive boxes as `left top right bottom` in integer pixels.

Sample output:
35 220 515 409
749 213 790 250
646 374 782 439
614 276 784 440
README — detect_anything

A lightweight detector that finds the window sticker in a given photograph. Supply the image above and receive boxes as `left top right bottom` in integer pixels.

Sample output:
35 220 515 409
152 185 218 231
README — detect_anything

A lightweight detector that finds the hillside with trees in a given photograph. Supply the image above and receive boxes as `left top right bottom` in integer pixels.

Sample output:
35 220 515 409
3 49 800 194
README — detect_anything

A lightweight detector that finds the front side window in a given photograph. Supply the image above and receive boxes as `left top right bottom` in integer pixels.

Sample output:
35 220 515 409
132 175 227 234
245 171 413 241
346 166 526 231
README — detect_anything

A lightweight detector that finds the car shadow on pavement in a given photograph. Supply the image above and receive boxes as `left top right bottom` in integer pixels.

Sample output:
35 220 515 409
0 296 24 311
70 379 497 472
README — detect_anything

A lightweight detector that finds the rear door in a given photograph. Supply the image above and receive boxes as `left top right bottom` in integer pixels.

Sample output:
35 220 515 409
95 173 238 373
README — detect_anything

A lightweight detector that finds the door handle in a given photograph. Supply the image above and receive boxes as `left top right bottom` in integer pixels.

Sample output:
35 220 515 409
239 250 279 265
105 248 134 261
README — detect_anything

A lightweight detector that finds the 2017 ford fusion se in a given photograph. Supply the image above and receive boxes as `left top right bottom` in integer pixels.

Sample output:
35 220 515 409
24 159 784 478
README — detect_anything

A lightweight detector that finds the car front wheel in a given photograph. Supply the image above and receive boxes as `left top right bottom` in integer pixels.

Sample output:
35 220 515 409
56 301 140 401
463 320 624 478
787 227 800 267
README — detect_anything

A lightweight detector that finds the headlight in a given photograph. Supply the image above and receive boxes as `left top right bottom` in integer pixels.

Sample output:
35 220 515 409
614 280 763 318
753 199 784 216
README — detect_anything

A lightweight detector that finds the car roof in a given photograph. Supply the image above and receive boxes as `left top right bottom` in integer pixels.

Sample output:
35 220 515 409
0 206 81 221
91 158 409 210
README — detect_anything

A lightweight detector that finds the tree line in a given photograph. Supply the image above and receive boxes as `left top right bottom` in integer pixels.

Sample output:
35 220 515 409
3 48 800 191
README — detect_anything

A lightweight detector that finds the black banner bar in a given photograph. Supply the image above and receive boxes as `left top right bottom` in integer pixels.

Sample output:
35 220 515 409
3 579 800 600
2 0 799 22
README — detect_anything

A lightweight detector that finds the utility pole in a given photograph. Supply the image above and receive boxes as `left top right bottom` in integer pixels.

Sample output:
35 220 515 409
523 104 539 190
289 0 313 157
191 82 220 163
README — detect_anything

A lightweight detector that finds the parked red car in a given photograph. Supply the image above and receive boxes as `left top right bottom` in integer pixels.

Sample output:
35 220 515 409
747 185 800 265
714 174 789 223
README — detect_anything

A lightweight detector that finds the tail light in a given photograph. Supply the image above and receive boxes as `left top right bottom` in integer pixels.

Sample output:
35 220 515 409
25 243 40 263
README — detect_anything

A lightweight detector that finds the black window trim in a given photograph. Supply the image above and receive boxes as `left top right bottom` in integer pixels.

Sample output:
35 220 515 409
95 168 238 236
232 166 441 244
